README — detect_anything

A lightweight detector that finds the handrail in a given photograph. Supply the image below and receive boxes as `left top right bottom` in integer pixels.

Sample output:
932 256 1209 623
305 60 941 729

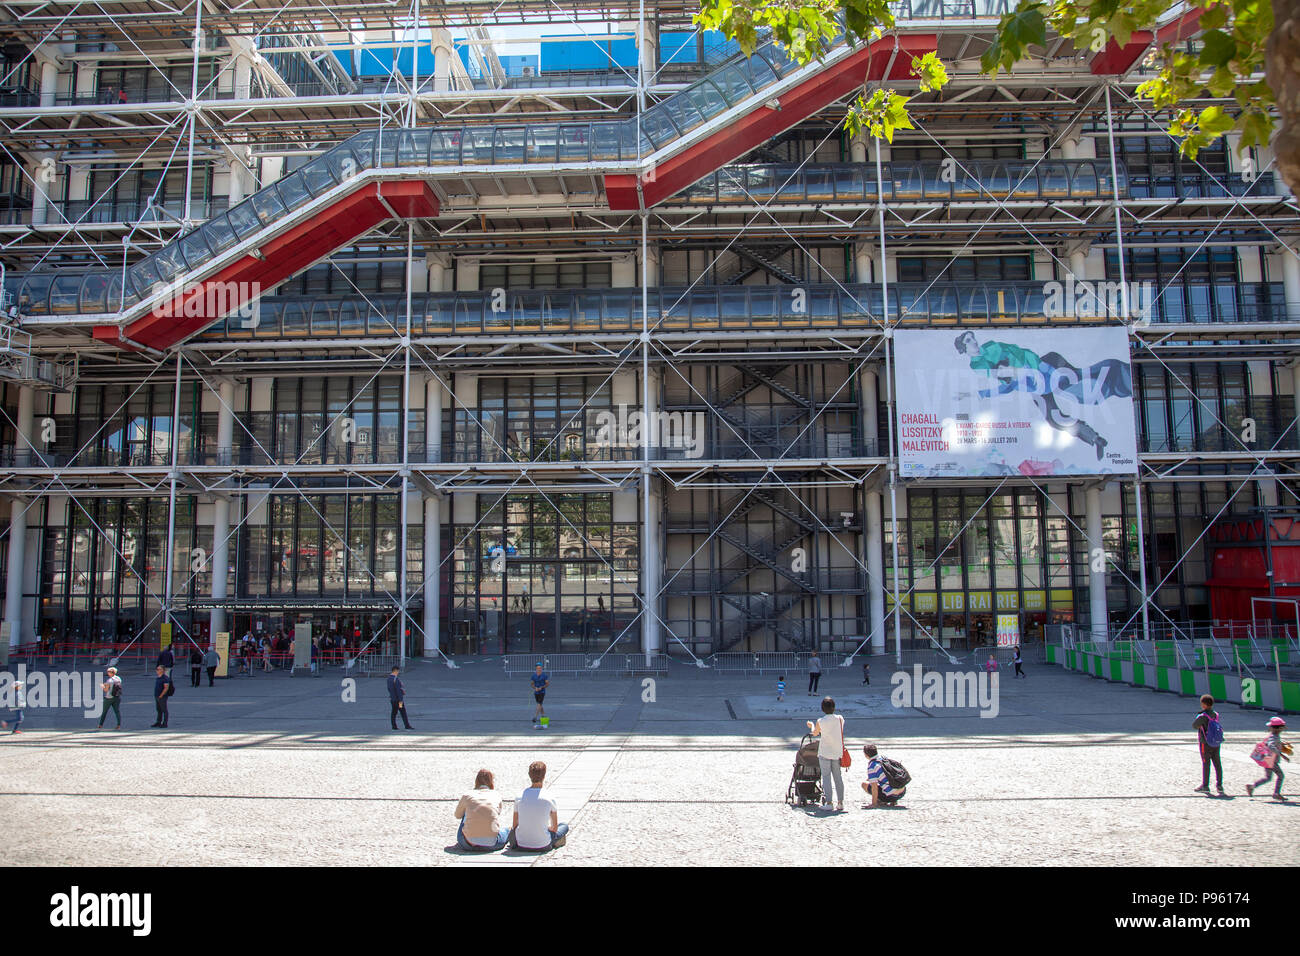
13 280 1291 328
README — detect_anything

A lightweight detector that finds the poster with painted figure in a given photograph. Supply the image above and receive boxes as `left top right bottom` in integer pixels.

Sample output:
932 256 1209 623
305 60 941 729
895 327 1138 478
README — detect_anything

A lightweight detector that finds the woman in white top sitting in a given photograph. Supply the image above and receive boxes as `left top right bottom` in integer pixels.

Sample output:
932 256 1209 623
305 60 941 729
454 769 510 851
807 696 846 812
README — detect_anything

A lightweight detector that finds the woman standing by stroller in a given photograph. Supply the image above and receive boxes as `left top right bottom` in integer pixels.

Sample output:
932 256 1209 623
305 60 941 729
806 696 846 812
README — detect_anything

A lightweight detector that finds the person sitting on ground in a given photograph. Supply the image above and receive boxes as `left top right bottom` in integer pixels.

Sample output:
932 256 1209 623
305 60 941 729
510 760 569 852
861 743 905 809
454 769 510 852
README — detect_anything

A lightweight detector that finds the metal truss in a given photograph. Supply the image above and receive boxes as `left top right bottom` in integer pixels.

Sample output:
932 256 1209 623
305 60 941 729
2 1 1298 663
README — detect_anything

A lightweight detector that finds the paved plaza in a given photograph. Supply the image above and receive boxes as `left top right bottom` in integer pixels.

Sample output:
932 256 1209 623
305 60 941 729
2 657 1297 866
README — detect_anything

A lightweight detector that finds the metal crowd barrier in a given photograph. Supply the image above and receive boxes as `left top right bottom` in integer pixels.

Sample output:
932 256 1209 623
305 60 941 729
706 652 846 675
503 653 667 678
346 654 404 677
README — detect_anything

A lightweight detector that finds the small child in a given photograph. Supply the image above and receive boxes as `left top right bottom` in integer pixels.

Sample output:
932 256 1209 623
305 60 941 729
1 680 25 734
862 662 870 686
1192 693 1225 795
984 655 998 676
776 675 786 702
1246 716 1290 801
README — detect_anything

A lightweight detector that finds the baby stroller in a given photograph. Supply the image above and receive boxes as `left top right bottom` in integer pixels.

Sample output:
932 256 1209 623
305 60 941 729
785 733 823 807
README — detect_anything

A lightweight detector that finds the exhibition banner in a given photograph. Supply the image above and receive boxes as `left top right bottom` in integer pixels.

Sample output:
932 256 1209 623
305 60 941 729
997 614 1020 647
895 327 1138 478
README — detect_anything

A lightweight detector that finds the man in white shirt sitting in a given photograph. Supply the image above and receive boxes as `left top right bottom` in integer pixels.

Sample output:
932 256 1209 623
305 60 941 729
509 760 569 852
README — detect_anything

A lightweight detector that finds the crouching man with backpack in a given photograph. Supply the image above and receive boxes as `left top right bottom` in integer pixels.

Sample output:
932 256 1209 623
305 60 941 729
861 743 910 809
1193 694 1225 796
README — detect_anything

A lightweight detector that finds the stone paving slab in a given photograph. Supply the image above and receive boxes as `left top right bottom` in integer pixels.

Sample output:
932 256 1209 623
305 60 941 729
2 661 1297 866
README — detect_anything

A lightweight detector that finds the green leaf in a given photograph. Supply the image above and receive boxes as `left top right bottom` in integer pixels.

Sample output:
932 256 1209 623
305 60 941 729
1197 29 1237 68
911 51 949 92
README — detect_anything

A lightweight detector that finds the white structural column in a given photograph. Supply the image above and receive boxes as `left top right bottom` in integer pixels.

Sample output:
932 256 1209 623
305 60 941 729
612 253 636 288
29 157 51 225
1060 130 1079 161
639 19 658 79
4 386 36 648
209 379 235 640
427 252 450 292
1086 484 1108 641
423 374 443 656
859 366 885 653
854 244 873 285
38 55 58 107
850 130 868 164
1282 245 1300 322
642 366 662 656
232 46 253 99
456 256 480 292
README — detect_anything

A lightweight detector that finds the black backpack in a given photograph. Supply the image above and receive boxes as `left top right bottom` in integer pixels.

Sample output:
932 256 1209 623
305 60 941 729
167 678 177 697
879 756 911 789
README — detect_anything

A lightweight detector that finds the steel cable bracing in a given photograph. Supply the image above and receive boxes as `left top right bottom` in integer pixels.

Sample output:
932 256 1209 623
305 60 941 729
659 89 1111 658
1018 470 1271 645
0 119 190 271
182 350 540 667
1109 464 1275 641
1111 85 1300 276
1092 90 1300 498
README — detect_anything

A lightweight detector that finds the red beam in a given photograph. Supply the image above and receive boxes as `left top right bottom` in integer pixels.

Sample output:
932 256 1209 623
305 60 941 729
606 34 937 211
99 181 438 351
1090 8 1203 76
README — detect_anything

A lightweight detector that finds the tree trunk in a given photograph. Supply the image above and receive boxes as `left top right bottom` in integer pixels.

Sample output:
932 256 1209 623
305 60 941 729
1267 0 1300 196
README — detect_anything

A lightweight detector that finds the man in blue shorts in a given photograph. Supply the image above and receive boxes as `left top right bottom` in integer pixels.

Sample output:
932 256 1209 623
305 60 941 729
531 663 550 727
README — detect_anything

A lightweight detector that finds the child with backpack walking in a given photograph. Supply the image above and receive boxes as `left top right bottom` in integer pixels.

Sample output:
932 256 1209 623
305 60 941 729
1245 716 1290 801
776 675 786 702
1192 694 1225 795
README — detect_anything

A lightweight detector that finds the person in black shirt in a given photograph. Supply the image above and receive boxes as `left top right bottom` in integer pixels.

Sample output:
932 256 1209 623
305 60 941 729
157 645 174 677
387 666 412 730
151 666 171 728
189 646 203 687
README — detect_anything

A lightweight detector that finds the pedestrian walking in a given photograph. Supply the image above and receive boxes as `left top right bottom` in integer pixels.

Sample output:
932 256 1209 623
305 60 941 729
202 646 219 686
530 663 550 727
1 680 25 734
777 675 786 702
806 696 845 812
1192 694 1225 795
1246 717 1290 801
157 645 174 677
189 645 203 687
1012 645 1026 678
151 665 171 728
807 652 822 696
387 665 412 730
862 661 870 685
96 667 122 730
